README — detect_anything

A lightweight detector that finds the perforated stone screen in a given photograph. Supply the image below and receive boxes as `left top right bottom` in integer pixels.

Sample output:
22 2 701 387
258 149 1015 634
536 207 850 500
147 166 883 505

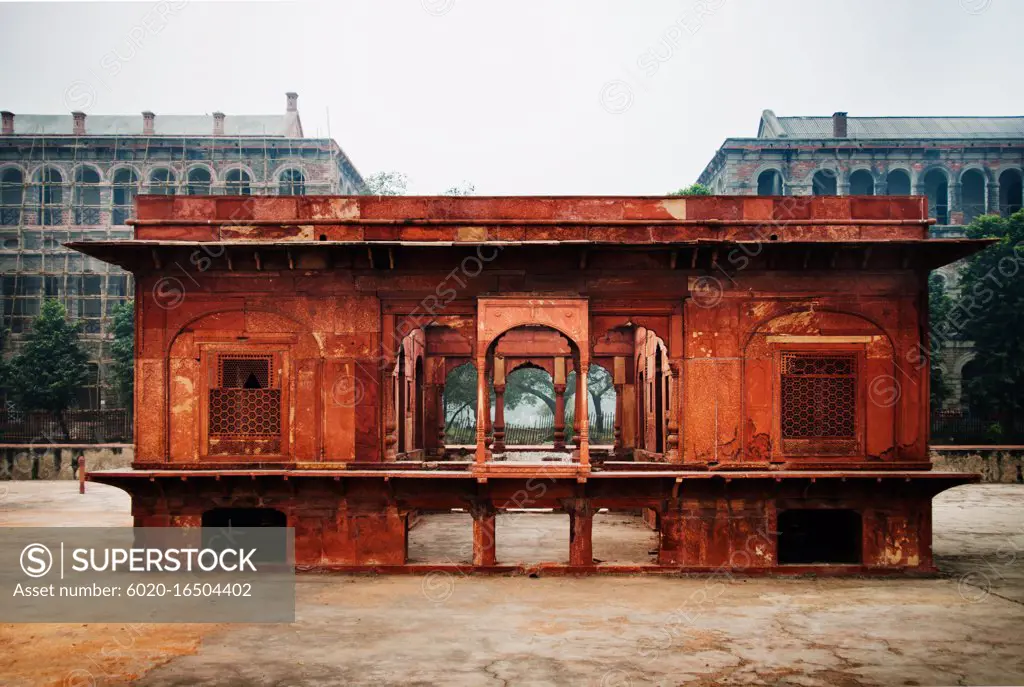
781 353 856 440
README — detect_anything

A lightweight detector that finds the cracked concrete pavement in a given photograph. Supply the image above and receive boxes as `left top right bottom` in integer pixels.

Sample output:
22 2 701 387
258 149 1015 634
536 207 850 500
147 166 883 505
1 482 1023 686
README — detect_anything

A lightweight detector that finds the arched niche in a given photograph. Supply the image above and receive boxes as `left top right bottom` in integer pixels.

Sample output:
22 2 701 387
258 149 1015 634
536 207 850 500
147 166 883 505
166 308 323 463
742 309 900 464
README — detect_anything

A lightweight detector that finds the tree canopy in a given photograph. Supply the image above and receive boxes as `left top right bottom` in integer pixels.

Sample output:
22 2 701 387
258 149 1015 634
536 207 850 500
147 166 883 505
4 299 90 424
109 300 134 407
668 183 712 197
957 210 1024 422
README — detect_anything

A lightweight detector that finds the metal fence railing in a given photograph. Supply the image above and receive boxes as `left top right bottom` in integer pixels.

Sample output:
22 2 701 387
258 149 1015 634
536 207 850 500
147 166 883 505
930 414 1024 445
444 412 616 447
0 409 132 444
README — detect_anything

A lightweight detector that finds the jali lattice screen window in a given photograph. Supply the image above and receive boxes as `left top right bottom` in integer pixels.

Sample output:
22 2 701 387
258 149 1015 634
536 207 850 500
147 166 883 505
208 354 282 455
780 353 857 455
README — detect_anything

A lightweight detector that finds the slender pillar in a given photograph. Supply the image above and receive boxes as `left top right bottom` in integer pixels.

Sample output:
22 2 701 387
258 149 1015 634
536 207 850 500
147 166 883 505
578 362 590 468
471 503 497 566
553 357 567 450
568 499 593 566
666 360 682 461
475 355 488 464
612 356 625 454
384 369 398 461
988 182 1001 215
436 383 446 458
493 384 506 453
553 384 567 450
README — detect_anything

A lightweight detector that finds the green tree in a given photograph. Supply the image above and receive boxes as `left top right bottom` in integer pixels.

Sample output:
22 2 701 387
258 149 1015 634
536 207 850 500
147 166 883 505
6 299 90 438
365 171 409 196
958 211 1024 426
669 183 712 197
441 181 476 196
109 300 134 407
443 362 477 423
928 272 954 408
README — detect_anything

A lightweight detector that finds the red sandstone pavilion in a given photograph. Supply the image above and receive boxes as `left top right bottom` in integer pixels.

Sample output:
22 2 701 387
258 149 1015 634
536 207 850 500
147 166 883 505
73 194 992 573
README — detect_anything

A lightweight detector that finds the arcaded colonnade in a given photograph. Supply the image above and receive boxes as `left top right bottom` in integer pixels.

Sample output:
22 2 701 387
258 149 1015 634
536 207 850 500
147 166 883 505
78 195 991 573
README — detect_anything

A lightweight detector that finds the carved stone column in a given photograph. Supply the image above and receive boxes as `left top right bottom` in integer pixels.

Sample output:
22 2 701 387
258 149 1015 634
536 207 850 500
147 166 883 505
577 361 590 468
436 383 446 458
553 357 567 450
613 356 625 454
384 368 399 461
553 383 567 450
666 360 682 462
474 355 488 465
493 384 506 453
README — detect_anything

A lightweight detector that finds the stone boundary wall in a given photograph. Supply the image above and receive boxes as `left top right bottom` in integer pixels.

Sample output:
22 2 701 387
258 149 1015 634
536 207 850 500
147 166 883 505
931 447 1024 483
1 444 133 480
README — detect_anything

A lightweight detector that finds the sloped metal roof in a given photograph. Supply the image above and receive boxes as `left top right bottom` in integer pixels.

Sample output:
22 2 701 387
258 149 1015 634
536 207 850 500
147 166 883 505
762 115 1024 140
7 113 301 137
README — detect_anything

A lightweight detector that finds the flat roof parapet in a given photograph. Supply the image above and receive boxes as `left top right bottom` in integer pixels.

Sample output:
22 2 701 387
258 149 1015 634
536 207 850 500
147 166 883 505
131 195 932 243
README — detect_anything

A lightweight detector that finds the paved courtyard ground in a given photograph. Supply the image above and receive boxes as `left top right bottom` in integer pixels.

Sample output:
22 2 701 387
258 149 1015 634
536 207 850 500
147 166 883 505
1 481 1023 686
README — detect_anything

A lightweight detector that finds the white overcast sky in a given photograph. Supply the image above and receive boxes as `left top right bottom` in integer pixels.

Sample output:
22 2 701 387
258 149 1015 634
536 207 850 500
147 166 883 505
0 0 1021 194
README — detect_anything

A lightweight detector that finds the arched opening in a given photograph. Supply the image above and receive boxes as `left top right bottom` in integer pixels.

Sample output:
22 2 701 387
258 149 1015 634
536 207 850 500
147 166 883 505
73 167 101 224
812 170 837 196
999 169 1023 217
186 167 212 195
503 364 555 448
848 170 874 196
886 169 911 196
924 169 949 224
112 169 139 225
225 169 252 195
1 168 24 225
149 168 176 195
757 169 783 196
279 169 305 196
485 325 580 463
35 167 63 225
961 169 986 224
443 362 477 445
959 357 983 412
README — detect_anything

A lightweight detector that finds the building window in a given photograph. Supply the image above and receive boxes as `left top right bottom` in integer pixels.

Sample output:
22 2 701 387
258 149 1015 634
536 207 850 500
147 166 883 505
848 170 874 196
149 168 177 195
112 169 139 225
886 169 911 196
812 170 837 196
278 169 305 196
780 352 857 455
961 169 986 224
1 168 24 225
923 169 949 224
224 169 252 195
186 167 212 195
999 169 1023 217
73 167 102 225
757 169 783 196
208 354 282 455
35 167 64 225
